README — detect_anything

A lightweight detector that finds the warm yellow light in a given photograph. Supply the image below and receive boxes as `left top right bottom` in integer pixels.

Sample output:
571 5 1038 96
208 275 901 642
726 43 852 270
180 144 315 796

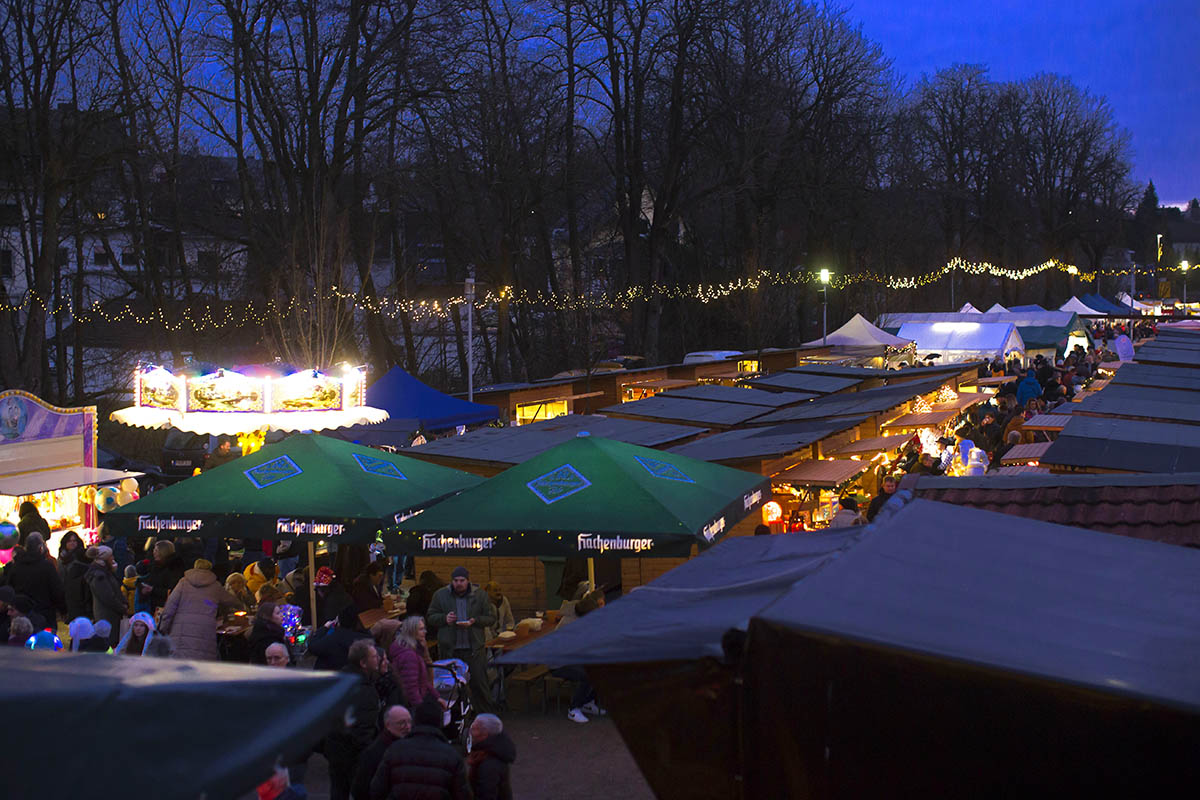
1183 261 1191 273
762 501 782 524
819 268 831 284
1066 265 1078 275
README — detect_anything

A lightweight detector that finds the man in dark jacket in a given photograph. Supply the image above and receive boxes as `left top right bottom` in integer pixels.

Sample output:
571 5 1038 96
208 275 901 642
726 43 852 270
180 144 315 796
85 546 126 646
353 706 411 800
16 501 51 548
0 533 65 628
308 604 372 671
370 699 471 800
427 566 496 712
62 548 93 621
326 639 382 800
144 540 186 612
865 476 898 523
468 714 515 800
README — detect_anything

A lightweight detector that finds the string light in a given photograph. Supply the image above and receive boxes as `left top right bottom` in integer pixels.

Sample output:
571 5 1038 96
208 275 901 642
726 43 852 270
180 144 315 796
0 258 1164 331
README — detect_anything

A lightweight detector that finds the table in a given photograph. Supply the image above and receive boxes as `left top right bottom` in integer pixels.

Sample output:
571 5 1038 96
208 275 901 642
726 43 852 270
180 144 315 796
486 618 563 708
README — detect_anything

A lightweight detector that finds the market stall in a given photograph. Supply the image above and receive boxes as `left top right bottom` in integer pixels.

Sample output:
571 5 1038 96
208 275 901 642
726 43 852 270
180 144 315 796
0 391 141 551
896 321 1025 363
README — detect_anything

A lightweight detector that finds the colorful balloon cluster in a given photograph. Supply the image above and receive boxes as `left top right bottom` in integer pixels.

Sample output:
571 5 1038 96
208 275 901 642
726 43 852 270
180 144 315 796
86 477 140 514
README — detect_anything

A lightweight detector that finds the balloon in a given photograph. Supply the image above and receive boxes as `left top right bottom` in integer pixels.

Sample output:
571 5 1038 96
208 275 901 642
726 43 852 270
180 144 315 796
95 487 120 514
119 477 139 494
81 486 97 504
116 490 136 506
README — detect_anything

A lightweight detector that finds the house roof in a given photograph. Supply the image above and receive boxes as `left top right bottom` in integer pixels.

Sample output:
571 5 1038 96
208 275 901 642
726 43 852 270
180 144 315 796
666 418 868 463
905 472 1200 546
405 414 704 466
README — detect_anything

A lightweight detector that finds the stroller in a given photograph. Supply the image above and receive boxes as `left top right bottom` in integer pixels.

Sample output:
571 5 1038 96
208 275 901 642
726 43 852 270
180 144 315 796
432 658 475 750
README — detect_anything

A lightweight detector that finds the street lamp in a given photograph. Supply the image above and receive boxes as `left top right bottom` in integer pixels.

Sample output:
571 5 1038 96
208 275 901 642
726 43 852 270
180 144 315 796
464 277 476 401
1182 261 1190 311
819 269 831 346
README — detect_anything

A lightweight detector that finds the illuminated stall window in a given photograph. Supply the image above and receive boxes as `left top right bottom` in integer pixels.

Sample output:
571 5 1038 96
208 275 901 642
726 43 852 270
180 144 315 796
515 399 569 426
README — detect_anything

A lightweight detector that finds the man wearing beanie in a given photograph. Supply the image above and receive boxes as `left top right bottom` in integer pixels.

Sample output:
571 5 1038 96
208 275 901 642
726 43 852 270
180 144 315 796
427 566 496 713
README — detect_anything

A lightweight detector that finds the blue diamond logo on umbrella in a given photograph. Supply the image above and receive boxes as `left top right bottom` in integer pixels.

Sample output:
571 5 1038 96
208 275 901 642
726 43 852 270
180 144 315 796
244 455 303 489
353 453 407 480
526 464 592 504
634 455 694 483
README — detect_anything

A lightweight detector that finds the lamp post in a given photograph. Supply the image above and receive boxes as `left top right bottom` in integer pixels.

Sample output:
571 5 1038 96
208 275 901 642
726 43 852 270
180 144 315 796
819 269 831 346
464 277 476 402
1182 261 1190 311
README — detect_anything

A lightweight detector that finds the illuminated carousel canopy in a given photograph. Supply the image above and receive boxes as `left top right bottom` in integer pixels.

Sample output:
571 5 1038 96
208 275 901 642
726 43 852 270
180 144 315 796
110 364 388 435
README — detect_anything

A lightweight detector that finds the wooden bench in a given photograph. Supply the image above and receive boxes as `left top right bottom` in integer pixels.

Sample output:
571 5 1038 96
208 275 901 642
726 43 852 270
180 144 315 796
506 665 550 711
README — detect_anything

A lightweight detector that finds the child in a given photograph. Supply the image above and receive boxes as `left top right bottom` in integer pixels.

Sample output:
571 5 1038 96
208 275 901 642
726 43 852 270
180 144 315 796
133 560 153 614
123 564 139 614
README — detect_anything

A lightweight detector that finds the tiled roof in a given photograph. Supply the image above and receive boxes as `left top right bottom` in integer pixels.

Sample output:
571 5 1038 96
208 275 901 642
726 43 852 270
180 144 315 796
905 472 1200 545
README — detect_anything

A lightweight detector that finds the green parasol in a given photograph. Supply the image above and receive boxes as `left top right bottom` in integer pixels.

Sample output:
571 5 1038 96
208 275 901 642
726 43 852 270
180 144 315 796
104 433 483 544
388 433 771 559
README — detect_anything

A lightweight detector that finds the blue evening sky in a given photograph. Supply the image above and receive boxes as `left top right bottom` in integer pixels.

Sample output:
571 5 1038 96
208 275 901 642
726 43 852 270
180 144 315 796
848 0 1200 205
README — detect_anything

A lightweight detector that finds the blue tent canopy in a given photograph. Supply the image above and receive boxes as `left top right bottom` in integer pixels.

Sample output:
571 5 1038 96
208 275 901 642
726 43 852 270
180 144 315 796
1081 293 1131 315
1008 304 1046 312
328 367 499 447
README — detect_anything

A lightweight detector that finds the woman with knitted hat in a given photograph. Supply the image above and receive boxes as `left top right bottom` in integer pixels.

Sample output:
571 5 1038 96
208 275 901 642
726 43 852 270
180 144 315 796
158 558 239 660
115 611 157 656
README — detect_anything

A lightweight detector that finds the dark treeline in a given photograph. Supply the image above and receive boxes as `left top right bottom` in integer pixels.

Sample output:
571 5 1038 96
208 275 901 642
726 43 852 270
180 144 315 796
0 0 1141 397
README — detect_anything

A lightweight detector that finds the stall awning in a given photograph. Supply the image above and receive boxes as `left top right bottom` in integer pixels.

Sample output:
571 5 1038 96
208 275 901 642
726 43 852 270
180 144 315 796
621 378 694 390
999 441 1051 465
772 459 870 488
1022 414 1071 431
0 466 143 496
826 433 914 457
880 410 960 430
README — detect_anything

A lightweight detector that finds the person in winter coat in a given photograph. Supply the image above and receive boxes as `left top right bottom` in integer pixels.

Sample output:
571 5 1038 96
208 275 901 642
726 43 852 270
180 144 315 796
482 582 515 641
1015 368 1042 408
143 540 186 613
16 501 51 548
468 714 515 800
97 523 133 576
353 706 412 800
369 699 471 800
114 610 157 656
388 615 439 709
350 560 386 612
78 619 113 652
1 533 66 628
324 639 381 800
122 565 139 614
243 557 277 597
157 559 239 660
427 566 496 713
403 571 441 621
224 571 256 611
56 531 85 579
62 544 92 622
132 560 153 614
307 603 372 671
85 546 125 646
314 566 354 628
248 601 289 665
829 496 861 528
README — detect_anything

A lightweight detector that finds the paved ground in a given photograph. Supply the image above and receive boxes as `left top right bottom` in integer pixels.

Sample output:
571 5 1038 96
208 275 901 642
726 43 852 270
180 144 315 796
260 711 655 799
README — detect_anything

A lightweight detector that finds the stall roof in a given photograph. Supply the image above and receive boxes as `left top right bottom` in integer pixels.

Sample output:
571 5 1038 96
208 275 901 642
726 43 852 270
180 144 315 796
784 362 977 381
998 441 1051 464
1082 293 1131 315
744 372 863 394
904 472 1200 546
772 458 870 488
1040 416 1200 472
756 497 1200 712
825 433 914 457
879 410 961 430
496 529 863 666
1021 414 1072 431
896 321 1025 360
1073 385 1200 425
1133 346 1200 368
750 377 947 425
658 384 812 408
601 395 771 427
801 313 913 348
1112 364 1200 392
667 418 868 463
406 414 704 466
0 466 143 496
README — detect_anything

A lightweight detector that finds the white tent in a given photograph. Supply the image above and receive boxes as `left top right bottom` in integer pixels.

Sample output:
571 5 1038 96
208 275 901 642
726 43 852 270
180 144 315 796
986 303 1009 313
958 302 982 313
1115 292 1157 315
803 313 913 348
896 321 1025 363
1059 297 1104 315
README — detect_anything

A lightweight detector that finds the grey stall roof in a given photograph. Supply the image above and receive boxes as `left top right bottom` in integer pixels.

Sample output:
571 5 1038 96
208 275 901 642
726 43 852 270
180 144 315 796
658 384 814 407
406 414 704 466
1040 416 1200 472
1133 346 1200 368
1112 363 1200 392
784 362 980 380
497 528 863 666
750 377 947 425
745 372 863 394
1073 384 1200 425
666 417 869 462
756 497 1200 713
600 395 771 427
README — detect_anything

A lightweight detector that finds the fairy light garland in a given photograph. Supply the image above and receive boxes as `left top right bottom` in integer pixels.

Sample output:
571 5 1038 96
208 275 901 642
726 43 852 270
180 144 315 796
0 257 1164 331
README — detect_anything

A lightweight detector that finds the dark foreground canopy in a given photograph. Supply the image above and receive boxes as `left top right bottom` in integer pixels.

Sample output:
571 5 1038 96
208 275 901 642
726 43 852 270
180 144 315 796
1 649 357 800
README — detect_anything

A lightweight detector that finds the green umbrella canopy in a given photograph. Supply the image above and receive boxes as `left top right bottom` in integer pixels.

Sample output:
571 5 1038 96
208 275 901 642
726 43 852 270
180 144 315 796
388 434 771 558
104 433 483 543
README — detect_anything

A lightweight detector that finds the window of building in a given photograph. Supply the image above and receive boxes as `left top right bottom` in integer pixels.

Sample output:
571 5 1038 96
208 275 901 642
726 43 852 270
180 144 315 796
0 248 12 278
515 399 569 426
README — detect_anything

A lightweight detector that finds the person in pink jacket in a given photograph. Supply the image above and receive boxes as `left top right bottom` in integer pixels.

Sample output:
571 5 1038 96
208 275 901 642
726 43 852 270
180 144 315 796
388 615 439 708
